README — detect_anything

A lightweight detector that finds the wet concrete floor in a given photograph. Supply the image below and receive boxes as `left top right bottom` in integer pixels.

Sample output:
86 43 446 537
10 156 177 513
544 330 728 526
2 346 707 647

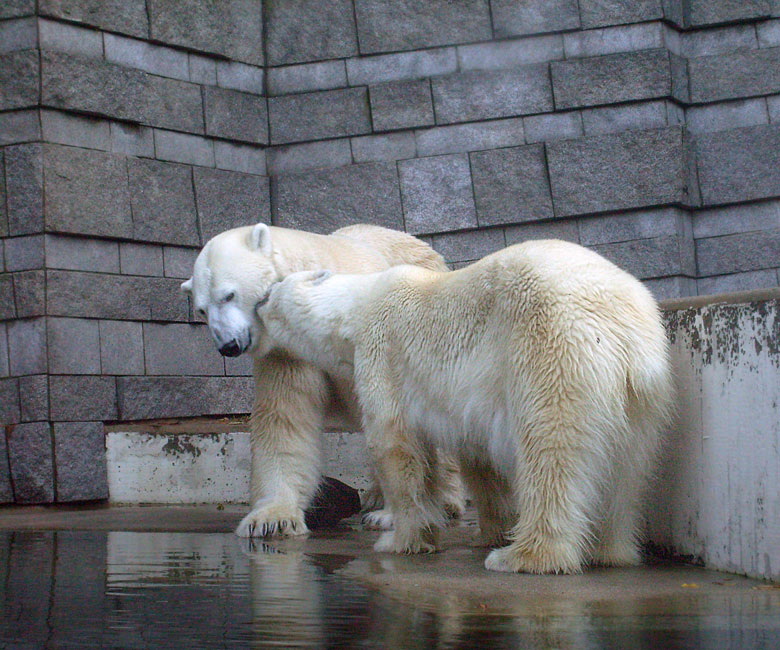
1 505 779 649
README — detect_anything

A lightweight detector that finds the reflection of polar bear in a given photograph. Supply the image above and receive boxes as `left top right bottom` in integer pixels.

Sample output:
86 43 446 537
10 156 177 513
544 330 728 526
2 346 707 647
181 223 463 538
257 239 674 574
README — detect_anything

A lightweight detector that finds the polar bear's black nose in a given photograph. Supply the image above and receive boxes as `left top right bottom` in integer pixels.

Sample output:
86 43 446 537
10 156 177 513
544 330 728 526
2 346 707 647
219 340 241 357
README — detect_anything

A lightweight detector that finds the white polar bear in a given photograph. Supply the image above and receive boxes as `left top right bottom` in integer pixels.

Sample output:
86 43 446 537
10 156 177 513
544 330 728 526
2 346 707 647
181 223 464 538
256 239 674 574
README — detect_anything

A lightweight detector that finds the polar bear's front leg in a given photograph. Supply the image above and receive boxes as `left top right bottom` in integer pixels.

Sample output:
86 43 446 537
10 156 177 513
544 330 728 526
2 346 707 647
236 355 327 538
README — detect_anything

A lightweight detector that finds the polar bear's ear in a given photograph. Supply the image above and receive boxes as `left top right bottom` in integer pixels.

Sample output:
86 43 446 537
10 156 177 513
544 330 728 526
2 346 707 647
250 223 273 256
180 278 193 294
310 270 332 286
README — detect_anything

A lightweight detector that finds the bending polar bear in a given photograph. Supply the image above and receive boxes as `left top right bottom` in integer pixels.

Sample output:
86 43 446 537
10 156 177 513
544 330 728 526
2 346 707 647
181 223 464 538
256 239 674 574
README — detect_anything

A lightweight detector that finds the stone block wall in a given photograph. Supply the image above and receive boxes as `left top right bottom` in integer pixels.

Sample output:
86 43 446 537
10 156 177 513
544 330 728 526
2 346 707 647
2 0 780 503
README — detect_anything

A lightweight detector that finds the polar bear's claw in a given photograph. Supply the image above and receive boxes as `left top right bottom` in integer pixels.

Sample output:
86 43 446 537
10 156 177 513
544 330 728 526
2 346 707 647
235 504 308 538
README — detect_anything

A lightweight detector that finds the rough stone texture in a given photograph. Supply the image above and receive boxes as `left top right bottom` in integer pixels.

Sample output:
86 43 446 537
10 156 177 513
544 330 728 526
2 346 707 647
274 162 403 234
579 207 689 245
696 229 780 276
692 199 780 239
7 318 47 376
431 228 505 264
592 235 695 279
40 110 111 151
43 145 133 240
215 61 265 94
547 127 689 217
369 80 434 132
0 109 40 147
5 143 43 236
4 235 44 272
579 0 664 29
355 0 492 54
346 47 457 86
203 87 269 145
13 270 45 318
6 422 54 503
47 318 101 375
39 0 148 38
551 49 671 110
269 87 371 144
685 98 769 134
19 375 49 422
695 125 780 206
104 33 189 80
147 0 263 66
266 0 357 65
193 168 270 243
398 154 477 235
42 52 205 135
38 17 103 57
49 376 117 421
523 112 583 144
683 0 771 27
0 0 35 19
0 427 12 502
127 159 199 246
505 219 581 245
267 60 347 96
491 0 580 37
698 269 778 295
144 323 225 376
116 376 254 420
0 275 14 321
99 321 144 376
267 139 353 175
53 422 108 502
214 142 267 175
0 378 20 425
470 145 554 226
581 101 668 136
458 35 565 71
163 247 199 279
432 66 553 124
0 50 39 111
564 23 665 60
153 131 214 168
110 123 154 158
45 235 120 273
0 322 8 376
688 47 780 103
0 16 38 54
351 133 416 163
415 118 525 157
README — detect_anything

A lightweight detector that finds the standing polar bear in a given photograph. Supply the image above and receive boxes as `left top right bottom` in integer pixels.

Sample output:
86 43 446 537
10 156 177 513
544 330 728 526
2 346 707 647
256 239 674 574
181 223 464 538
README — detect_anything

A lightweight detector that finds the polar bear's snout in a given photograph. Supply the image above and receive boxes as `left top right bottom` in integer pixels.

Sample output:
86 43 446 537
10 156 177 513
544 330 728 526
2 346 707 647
219 339 243 357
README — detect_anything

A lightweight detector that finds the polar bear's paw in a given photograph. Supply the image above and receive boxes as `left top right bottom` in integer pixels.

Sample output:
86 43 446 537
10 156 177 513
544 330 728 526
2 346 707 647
484 544 583 574
235 503 309 538
373 530 437 555
362 509 394 530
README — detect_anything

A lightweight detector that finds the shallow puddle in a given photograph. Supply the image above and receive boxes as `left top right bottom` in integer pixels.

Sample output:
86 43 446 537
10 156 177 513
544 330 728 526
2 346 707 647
1 530 779 649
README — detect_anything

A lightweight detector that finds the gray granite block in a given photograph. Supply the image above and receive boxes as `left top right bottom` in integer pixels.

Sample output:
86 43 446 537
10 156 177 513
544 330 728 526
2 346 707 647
163 247 199 279
5 143 43 236
39 0 148 38
274 162 403 234
579 207 689 245
38 18 103 57
148 0 263 65
683 0 770 28
458 35 564 70
0 50 38 111
19 375 48 422
0 153 5 238
470 144 554 226
267 60 347 96
415 118 525 156
266 139 353 175
4 235 44 272
491 0 580 37
398 154 477 235
104 32 189 80
269 87 371 144
127 159 199 246
42 51 205 135
0 378 21 425
0 109 40 146
432 65 553 124
13 270 45 318
148 277 190 322
118 242 164 277
116 376 254 420
355 0 491 54
153 130 215 167
47 270 145 321
692 199 780 239
7 422 54 503
523 111 583 144
698 269 778 296
49 375 117 421
193 167 270 243
188 54 217 85
679 23 759 57
505 219 580 245
591 234 695 279
110 123 154 158
0 322 8 377
0 0 35 19
0 16 37 54
579 0 664 29
563 22 664 59
551 49 671 110
685 98 769 134
547 127 689 218
7 317 47 376
203 87 269 145
370 80 434 132
430 228 505 264
43 145 133 239
351 132 417 163
143 323 225 376
99 320 144 375
581 101 668 136
0 426 12 502
53 422 108 502
644 275 697 300
215 61 265 94
695 124 780 206
0 275 14 321
47 317 100 375
214 141 267 175
40 110 111 151
266 0 357 65
45 235 120 273
688 47 780 104
346 47 457 86
696 229 780 276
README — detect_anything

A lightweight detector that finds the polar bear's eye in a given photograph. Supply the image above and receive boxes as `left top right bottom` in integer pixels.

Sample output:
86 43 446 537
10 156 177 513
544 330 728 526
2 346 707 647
224 292 235 303
197 308 206 318
256 291 271 308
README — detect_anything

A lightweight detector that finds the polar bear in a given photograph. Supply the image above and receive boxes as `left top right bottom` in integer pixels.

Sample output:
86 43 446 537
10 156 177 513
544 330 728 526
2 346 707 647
181 223 464 538
255 239 674 574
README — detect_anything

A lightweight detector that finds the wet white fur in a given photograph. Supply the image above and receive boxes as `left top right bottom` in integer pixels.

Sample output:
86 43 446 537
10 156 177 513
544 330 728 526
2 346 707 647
259 240 674 573
181 223 463 538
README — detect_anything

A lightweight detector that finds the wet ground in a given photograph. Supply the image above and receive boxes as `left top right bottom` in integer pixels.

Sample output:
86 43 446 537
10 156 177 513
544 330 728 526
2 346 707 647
1 505 779 649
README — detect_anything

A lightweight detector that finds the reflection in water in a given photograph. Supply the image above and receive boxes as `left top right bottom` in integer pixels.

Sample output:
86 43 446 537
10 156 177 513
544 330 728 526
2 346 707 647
1 530 779 649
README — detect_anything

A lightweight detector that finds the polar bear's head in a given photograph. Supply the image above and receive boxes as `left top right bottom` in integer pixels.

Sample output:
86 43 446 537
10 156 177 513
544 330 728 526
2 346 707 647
181 223 280 357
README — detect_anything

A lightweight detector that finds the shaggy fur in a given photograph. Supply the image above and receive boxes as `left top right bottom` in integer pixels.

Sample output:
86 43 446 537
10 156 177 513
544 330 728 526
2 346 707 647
258 240 674 573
